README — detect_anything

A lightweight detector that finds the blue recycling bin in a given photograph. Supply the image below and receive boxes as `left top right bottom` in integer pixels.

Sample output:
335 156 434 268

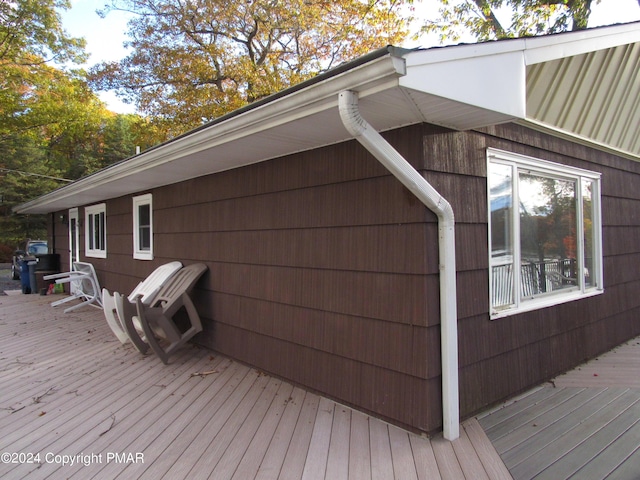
28 261 37 294
20 260 31 294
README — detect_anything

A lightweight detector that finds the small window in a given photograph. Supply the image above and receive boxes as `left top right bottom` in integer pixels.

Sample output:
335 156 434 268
85 203 107 258
488 149 603 318
133 194 153 260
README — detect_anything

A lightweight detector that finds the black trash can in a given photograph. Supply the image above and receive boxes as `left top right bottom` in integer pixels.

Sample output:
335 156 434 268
35 254 60 272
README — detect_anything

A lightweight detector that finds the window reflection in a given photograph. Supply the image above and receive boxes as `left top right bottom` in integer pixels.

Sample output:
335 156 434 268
490 163 514 307
518 173 577 298
583 179 594 288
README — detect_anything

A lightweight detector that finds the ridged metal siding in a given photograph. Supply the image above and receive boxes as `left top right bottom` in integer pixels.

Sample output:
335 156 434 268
527 43 640 157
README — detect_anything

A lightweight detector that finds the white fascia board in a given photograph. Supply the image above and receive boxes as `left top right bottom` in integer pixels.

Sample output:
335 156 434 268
404 39 527 66
401 49 527 119
523 22 640 65
15 54 405 214
405 22 640 67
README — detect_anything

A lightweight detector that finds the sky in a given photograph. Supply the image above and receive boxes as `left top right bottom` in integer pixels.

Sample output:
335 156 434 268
61 0 640 114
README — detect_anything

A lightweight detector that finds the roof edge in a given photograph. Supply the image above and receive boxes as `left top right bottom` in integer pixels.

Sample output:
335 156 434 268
404 21 640 67
15 48 407 214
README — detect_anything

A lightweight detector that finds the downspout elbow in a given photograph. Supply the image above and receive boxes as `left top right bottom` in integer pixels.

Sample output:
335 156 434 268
338 91 455 226
339 92 368 137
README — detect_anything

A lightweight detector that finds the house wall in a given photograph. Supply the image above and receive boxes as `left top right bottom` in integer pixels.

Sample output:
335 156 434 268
448 123 640 418
49 122 640 434
51 125 446 432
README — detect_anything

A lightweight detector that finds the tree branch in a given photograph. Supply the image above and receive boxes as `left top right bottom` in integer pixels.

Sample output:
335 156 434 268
471 0 506 37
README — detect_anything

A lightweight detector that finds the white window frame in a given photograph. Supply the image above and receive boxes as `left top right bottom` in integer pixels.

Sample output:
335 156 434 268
133 194 153 260
487 149 603 319
85 203 107 259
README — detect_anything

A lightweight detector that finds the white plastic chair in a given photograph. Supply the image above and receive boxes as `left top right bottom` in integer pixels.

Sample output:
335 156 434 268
102 261 183 345
134 263 208 364
44 262 103 313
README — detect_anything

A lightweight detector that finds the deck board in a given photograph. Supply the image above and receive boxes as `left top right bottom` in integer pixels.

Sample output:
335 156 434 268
570 417 640 480
477 387 558 432
278 391 320 480
255 387 310 480
431 437 466 478
0 294 508 479
6 292 638 480
114 359 245 480
87 357 233 480
498 388 608 463
208 376 286 479
507 388 635 479
409 432 442 480
486 388 587 443
462 419 512 480
348 409 373 480
450 424 490 480
605 446 640 480
369 417 393 480
68 353 217 480
479 336 640 480
533 398 640 480
325 402 351 479
231 381 295 480
301 396 334 480
388 425 419 480
163 370 269 478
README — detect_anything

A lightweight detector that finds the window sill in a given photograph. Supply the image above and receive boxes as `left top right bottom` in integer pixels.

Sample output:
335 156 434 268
490 288 604 320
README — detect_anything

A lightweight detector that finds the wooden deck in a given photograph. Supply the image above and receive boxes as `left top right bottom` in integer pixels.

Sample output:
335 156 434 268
479 337 640 480
0 293 510 479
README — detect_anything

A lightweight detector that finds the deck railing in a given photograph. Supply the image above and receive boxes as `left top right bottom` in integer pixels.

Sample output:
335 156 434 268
492 258 577 307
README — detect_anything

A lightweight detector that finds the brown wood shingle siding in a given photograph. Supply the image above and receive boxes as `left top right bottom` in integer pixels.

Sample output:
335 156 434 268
456 123 640 420
51 125 444 433
48 122 640 434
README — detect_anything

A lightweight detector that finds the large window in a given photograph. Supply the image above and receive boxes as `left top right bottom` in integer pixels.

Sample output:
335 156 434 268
488 149 603 318
133 194 153 260
85 203 107 258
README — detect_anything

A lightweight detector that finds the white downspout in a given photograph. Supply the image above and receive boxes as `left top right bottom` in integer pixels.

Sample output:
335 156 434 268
338 90 459 440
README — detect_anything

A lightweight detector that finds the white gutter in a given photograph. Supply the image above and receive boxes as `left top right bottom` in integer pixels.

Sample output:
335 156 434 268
15 53 405 215
338 90 459 440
